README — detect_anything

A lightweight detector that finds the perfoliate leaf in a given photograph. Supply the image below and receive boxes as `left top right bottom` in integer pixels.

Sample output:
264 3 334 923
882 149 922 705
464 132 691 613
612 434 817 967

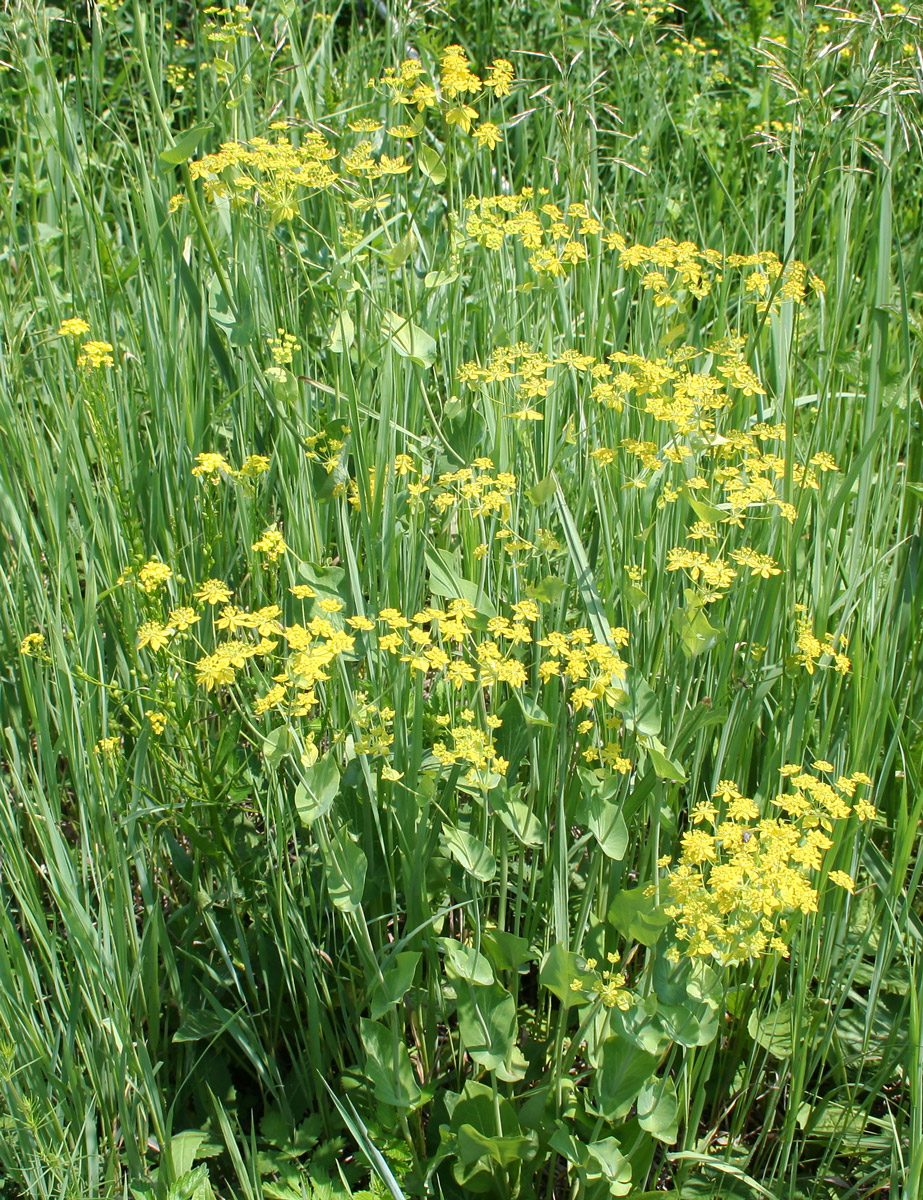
382 309 437 368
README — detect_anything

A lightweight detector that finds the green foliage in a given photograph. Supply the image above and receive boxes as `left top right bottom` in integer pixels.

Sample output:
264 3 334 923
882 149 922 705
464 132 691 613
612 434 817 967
0 0 921 1198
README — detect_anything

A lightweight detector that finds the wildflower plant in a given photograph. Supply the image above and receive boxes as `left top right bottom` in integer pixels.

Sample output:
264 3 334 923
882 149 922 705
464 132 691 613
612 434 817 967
0 5 919 1200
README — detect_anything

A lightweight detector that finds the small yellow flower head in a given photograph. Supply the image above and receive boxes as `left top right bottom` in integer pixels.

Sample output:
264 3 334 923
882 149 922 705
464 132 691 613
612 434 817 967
146 711 168 735
138 560 173 594
439 44 481 100
77 340 115 368
94 736 121 757
167 606 199 631
828 870 855 893
317 597 344 613
192 451 233 480
266 329 301 366
19 632 46 657
194 579 233 605
239 454 270 478
137 622 174 652
472 122 502 150
381 765 403 782
484 58 514 98
252 528 289 561
57 317 91 337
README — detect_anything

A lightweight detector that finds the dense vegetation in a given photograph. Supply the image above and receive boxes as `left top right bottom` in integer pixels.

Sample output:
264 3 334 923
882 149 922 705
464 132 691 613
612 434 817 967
0 1 921 1198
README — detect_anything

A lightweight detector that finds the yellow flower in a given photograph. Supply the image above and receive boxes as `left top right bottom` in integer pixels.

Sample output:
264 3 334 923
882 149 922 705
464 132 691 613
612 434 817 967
138 560 173 593
445 104 479 134
77 340 114 368
19 632 46 657
167 606 199 631
194 579 233 605
137 622 174 652
57 317 91 337
252 528 289 561
472 122 502 150
192 451 233 479
484 58 514 97
146 711 168 734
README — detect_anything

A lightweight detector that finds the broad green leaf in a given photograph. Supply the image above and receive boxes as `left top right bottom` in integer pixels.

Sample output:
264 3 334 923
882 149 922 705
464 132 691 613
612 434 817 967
455 981 517 1070
418 145 446 183
168 1131 212 1178
594 1037 659 1120
528 475 557 505
577 780 629 861
683 489 727 524
381 309 437 368
159 123 211 165
456 1125 533 1168
368 952 421 1019
646 738 687 783
323 827 367 913
294 753 340 825
495 795 546 847
382 229 416 270
360 1019 422 1109
439 937 494 985
618 668 662 736
608 889 671 947
165 1166 215 1200
172 1009 228 1043
586 1138 633 1194
658 1002 719 1047
425 547 495 616
539 944 583 1007
441 824 496 882
638 1075 679 1143
516 692 552 726
747 999 825 1058
328 310 355 353
262 726 291 766
425 269 458 287
796 1099 867 1146
672 604 724 657
525 575 568 604
481 928 535 973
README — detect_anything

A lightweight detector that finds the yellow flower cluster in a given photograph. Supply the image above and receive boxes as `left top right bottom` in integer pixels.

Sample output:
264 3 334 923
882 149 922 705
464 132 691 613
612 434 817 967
19 632 47 658
660 768 875 964
370 46 515 146
266 329 301 366
203 4 251 43
251 528 289 562
570 955 634 1010
464 197 823 302
189 132 339 221
792 615 851 675
137 560 173 594
57 317 91 337
59 320 115 369
131 542 637 785
191 450 270 483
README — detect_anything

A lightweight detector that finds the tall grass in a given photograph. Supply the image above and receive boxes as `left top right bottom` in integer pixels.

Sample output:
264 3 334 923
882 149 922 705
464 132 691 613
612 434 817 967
0 1 920 1198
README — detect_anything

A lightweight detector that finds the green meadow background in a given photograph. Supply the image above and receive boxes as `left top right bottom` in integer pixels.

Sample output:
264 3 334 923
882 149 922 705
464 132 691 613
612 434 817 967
0 2 921 1198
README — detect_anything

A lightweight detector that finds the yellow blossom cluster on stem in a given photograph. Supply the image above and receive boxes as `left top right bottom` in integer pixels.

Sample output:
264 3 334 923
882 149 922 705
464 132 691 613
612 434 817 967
659 768 876 964
129 537 639 787
368 45 515 148
463 196 823 301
